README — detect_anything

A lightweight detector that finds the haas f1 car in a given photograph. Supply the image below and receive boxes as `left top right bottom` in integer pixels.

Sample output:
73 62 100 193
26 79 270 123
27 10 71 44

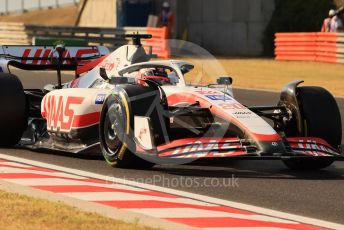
0 34 343 170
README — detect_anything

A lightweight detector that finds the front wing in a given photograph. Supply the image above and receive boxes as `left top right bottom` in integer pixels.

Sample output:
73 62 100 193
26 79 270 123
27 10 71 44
136 136 344 160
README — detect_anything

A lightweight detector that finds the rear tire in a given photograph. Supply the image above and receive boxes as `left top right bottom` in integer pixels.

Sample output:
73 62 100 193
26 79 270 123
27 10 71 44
0 73 27 147
283 86 341 170
99 84 168 169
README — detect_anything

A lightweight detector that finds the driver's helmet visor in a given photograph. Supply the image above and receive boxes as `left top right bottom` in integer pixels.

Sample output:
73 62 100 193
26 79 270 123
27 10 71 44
141 68 167 78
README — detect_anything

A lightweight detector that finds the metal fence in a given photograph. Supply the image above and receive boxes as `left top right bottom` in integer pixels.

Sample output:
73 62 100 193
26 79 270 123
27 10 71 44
0 0 79 15
0 22 146 47
27 24 147 48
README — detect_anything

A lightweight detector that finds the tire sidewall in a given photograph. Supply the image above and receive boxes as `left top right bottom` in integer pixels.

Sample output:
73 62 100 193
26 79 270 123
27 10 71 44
0 73 27 147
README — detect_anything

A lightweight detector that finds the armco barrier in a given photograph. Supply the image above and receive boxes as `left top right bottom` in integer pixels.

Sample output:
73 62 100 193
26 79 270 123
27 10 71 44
275 32 344 64
34 37 88 46
0 22 170 58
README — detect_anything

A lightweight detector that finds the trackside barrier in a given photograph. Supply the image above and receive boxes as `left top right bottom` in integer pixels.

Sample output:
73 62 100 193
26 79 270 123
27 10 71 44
0 22 170 58
145 27 170 59
34 37 88 46
275 32 344 64
0 22 29 45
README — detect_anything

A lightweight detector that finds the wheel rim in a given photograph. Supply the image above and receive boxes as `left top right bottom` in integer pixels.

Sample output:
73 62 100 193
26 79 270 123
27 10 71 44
103 103 125 158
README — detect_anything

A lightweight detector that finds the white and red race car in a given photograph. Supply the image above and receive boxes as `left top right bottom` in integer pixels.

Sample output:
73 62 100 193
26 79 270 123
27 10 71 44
0 34 343 170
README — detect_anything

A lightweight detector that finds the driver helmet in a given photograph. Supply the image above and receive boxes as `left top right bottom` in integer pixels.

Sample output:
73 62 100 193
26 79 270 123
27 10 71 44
137 68 170 85
162 2 170 9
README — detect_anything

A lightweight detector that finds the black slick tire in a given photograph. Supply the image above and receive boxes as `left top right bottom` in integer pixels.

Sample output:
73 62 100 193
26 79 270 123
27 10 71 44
0 73 27 147
283 86 341 170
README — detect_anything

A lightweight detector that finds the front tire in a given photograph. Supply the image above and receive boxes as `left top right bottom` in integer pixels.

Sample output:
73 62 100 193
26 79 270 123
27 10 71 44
0 73 27 147
99 84 168 169
283 86 341 170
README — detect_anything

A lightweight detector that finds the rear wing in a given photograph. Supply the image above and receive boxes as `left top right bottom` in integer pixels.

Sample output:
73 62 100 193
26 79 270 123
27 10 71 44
0 45 109 73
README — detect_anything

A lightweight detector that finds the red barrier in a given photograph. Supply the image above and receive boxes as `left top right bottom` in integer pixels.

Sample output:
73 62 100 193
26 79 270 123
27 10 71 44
144 27 170 59
275 32 344 64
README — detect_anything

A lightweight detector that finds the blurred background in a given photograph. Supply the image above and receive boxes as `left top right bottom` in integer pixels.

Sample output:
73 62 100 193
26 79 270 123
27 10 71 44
1 0 343 96
0 0 343 56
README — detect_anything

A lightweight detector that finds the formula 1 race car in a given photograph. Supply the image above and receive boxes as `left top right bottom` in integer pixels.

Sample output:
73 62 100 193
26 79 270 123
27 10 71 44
0 34 343 170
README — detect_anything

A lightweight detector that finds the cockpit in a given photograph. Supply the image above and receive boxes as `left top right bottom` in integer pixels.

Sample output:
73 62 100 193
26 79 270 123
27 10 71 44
117 60 194 87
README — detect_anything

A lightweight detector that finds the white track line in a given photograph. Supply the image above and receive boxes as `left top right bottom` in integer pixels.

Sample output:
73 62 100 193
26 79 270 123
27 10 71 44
0 166 86 179
2 178 147 191
126 208 297 223
0 154 343 230
60 191 214 206
2 178 96 186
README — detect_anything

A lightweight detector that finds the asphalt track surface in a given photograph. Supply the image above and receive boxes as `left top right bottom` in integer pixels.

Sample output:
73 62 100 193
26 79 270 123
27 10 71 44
1 70 344 224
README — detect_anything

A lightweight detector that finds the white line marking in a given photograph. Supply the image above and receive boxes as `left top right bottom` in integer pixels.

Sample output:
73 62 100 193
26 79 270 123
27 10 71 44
126 208 297 223
2 178 95 186
60 191 215 206
2 178 147 191
0 154 343 230
0 166 86 179
0 161 33 167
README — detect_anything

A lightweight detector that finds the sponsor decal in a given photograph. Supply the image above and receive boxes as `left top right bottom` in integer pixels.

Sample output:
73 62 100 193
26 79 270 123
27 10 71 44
218 102 246 110
297 142 336 155
21 48 99 65
196 90 222 95
271 142 278 147
43 95 84 131
98 58 121 71
205 95 231 101
289 139 338 156
232 111 252 119
161 139 242 157
95 94 106 105
233 111 251 115
138 128 147 140
98 60 115 71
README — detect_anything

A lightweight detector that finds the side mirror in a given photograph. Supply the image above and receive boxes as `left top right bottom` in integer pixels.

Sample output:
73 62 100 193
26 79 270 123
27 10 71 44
217 76 233 85
180 64 194 74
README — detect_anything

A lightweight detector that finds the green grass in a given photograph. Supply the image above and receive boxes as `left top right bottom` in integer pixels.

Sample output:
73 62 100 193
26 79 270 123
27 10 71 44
0 190 157 230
